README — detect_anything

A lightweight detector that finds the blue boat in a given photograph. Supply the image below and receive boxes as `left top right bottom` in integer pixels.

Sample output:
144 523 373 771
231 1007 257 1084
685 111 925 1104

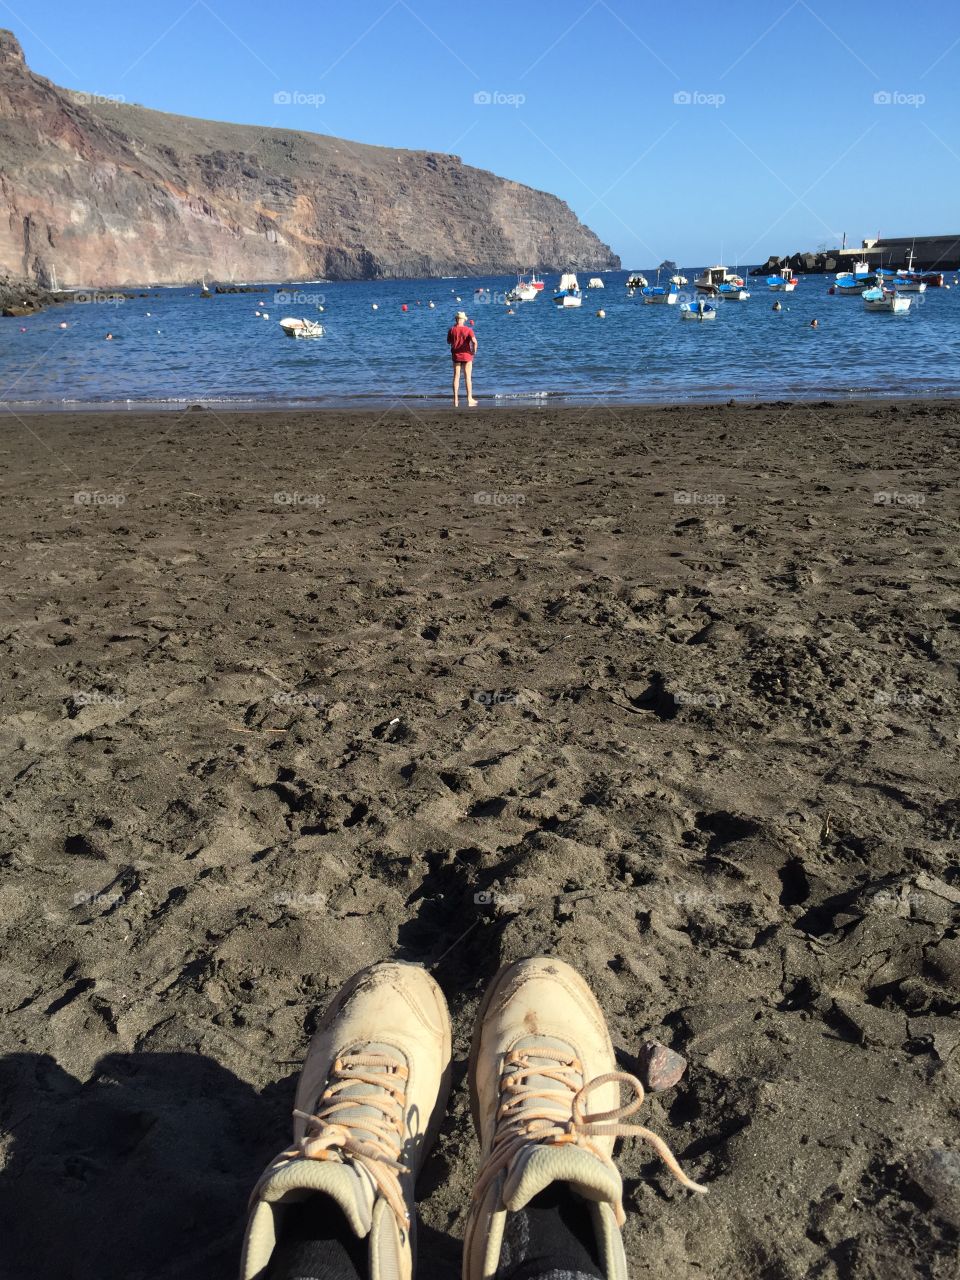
641 283 679 305
718 282 750 301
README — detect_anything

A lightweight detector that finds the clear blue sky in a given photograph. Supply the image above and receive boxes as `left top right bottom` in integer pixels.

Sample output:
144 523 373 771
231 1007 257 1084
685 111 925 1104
13 0 960 265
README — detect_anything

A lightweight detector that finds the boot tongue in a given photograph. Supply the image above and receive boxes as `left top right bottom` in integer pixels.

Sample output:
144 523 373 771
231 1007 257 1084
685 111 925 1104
317 1041 405 1150
257 1158 376 1237
501 1036 622 1211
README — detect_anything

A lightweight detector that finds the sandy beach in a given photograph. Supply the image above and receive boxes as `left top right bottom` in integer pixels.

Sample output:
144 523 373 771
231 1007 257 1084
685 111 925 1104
0 399 958 1279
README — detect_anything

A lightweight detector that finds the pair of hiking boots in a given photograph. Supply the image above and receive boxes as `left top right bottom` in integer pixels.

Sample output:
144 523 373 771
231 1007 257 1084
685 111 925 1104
240 956 706 1280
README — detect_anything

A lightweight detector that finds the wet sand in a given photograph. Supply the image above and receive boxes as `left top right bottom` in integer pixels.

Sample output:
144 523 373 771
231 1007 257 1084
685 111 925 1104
0 400 958 1278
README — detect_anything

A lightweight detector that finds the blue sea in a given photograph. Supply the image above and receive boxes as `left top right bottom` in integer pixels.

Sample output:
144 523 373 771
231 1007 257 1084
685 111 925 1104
3 269 960 409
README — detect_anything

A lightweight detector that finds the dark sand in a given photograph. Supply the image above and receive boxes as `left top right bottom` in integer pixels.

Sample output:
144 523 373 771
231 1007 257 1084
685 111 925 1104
0 400 958 1279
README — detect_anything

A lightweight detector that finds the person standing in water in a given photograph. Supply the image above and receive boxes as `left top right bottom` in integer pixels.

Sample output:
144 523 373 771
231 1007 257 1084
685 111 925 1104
447 310 478 407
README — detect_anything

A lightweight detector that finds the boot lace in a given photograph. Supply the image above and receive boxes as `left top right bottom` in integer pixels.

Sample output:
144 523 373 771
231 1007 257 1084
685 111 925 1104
472 1047 707 1225
265 1050 411 1233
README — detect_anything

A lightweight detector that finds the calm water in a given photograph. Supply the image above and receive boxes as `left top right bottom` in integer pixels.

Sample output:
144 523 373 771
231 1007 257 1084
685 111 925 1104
3 270 960 409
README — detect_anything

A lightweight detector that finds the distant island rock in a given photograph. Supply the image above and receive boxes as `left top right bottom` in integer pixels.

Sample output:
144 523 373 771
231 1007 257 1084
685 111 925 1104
0 29 619 289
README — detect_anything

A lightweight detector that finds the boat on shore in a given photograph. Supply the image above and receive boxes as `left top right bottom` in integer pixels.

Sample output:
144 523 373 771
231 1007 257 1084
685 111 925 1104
554 273 583 307
862 286 911 314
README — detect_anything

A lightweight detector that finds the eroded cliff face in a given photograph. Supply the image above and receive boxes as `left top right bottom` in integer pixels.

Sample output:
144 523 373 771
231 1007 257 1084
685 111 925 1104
0 31 619 287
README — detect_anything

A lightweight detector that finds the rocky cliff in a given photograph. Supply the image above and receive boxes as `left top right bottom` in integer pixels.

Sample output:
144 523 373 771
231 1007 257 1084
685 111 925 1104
0 30 619 288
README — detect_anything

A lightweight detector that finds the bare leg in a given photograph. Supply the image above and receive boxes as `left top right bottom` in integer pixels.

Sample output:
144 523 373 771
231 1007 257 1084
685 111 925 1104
465 361 478 406
452 363 463 407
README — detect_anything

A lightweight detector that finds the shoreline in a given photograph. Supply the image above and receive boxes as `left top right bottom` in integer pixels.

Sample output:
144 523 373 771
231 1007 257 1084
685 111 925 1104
5 389 960 416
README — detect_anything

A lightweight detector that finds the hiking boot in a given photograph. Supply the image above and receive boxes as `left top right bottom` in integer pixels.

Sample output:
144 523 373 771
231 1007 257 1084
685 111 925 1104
463 957 706 1280
241 961 452 1280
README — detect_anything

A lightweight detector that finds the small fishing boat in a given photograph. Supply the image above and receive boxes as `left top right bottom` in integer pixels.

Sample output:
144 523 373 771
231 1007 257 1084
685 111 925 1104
680 300 718 320
862 287 911 314
718 282 750 301
834 260 875 293
554 273 583 307
641 282 680 305
588 277 605 289
626 273 648 289
279 316 324 338
881 269 925 294
767 267 799 292
670 274 688 286
695 265 744 295
507 275 539 303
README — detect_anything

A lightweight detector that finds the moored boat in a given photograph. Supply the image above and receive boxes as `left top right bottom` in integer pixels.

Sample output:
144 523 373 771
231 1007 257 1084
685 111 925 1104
767 267 798 291
680 299 718 320
695 265 744 294
554 273 583 307
862 286 911 314
641 283 680 305
279 316 324 338
626 272 648 288
718 282 750 301
507 274 539 303
587 277 605 289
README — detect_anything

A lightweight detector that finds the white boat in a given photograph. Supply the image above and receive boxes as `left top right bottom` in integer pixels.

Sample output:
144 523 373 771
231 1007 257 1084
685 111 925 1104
554 273 582 307
767 267 798 292
862 287 911 314
587 277 604 289
835 262 874 295
626 273 648 288
669 274 688 286
279 316 324 338
880 263 926 294
717 282 750 301
680 300 718 320
695 265 745 294
641 273 680 305
507 275 539 303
